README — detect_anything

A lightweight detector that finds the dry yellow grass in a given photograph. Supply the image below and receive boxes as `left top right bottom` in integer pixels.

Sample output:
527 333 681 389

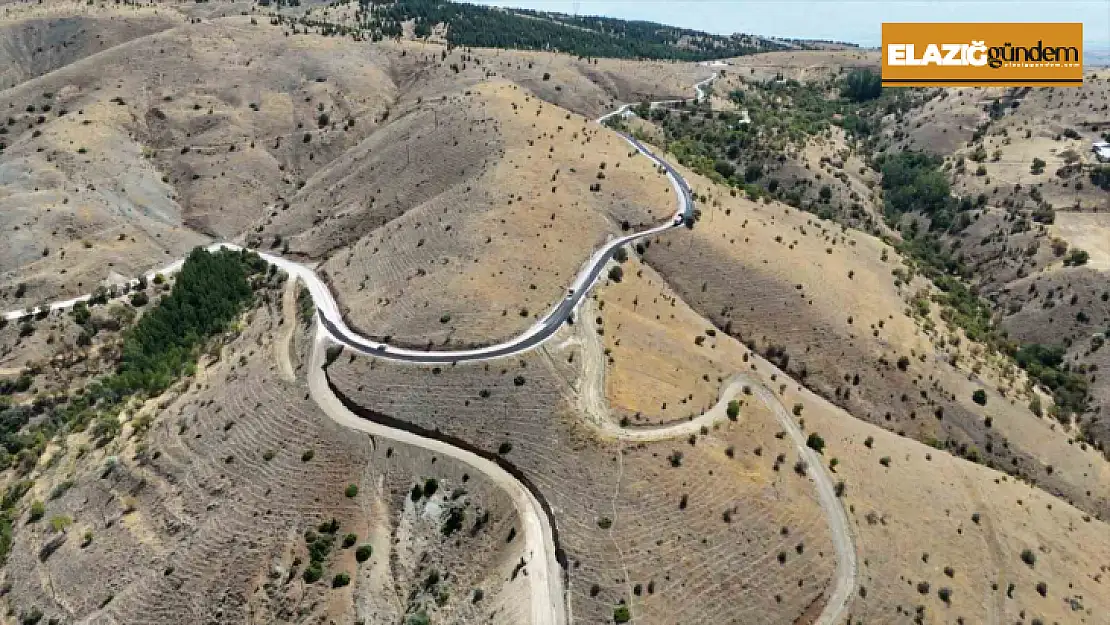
749 352 1110 625
593 150 1110 518
590 255 745 425
1051 211 1110 272
320 78 677 347
593 224 1110 622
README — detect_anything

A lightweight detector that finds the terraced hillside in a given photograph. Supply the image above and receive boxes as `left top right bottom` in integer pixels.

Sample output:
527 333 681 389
329 347 839 624
585 240 1110 623
1 281 528 624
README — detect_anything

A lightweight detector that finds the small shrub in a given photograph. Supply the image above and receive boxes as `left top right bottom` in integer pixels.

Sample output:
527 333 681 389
356 544 373 562
49 515 72 532
806 432 825 454
863 436 874 448
28 500 45 522
331 572 350 587
343 533 357 548
302 449 315 462
1021 548 1036 567
1063 248 1089 267
613 605 631 623
498 441 513 455
303 564 323 583
726 400 740 421
597 517 612 529
972 389 987 405
1036 581 1047 597
423 478 439 497
344 484 358 498
879 456 891 467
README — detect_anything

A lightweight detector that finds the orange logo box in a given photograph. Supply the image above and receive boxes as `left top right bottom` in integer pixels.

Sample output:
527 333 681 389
882 23 1083 87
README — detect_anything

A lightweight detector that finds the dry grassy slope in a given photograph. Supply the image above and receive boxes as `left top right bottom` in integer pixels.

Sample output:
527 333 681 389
722 50 878 85
899 72 1110 211
289 15 708 119
331 347 837 625
883 72 1110 455
318 80 676 348
638 161 1110 519
592 241 1110 624
0 8 181 90
888 87 981 156
0 14 399 311
688 63 893 237
0 292 527 624
586 254 746 426
752 352 1110 625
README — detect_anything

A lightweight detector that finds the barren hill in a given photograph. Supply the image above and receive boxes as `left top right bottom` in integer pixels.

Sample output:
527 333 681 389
1 3 1109 625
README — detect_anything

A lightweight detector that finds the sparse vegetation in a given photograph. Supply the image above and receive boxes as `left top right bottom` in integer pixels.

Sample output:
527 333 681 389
805 432 825 454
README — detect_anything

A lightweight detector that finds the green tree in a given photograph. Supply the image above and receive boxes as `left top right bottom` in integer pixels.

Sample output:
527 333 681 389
841 68 882 102
806 432 825 454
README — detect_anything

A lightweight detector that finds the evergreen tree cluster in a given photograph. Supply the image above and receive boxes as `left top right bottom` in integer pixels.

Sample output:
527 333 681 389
107 248 264 400
361 0 783 60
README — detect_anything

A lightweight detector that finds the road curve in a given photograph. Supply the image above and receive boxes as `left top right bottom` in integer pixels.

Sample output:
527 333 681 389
4 70 860 624
745 377 858 625
305 329 566 625
603 374 857 624
2 77 717 360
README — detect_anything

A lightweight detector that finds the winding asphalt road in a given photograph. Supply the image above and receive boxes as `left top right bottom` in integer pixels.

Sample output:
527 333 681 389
3 71 859 625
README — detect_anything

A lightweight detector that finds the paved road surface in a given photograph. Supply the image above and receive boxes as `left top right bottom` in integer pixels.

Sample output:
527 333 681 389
3 71 860 625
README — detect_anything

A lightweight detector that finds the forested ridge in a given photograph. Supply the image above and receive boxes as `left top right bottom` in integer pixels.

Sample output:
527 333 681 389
359 0 785 60
0 248 268 564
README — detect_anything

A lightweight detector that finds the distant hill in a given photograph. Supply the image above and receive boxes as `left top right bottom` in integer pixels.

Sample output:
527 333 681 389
363 0 787 60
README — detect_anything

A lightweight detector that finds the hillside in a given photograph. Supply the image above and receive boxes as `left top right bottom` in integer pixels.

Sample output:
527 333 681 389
1 3 1109 624
300 0 786 61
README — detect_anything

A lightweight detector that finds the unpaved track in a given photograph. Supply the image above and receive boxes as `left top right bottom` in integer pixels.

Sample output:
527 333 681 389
567 303 857 623
746 379 857 625
305 329 566 625
275 278 298 382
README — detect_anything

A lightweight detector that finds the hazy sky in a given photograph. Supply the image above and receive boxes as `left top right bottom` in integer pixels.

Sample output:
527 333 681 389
469 1 1110 47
